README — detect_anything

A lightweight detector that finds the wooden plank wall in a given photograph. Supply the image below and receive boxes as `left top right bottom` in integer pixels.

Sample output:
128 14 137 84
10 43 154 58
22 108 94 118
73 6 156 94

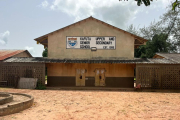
47 63 135 77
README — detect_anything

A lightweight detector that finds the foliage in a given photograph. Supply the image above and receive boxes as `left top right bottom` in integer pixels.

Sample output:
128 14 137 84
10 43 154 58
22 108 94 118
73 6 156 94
172 0 180 11
134 33 176 58
126 24 141 36
134 0 180 11
42 48 48 76
36 80 46 90
119 0 179 11
119 0 152 6
42 48 48 57
157 6 180 48
136 0 151 6
127 5 179 58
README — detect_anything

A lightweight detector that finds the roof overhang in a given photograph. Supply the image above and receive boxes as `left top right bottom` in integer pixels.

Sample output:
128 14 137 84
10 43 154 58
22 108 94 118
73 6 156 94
4 57 180 64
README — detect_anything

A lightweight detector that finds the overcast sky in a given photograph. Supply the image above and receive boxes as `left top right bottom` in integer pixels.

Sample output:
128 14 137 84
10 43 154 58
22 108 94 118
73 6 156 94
0 0 174 57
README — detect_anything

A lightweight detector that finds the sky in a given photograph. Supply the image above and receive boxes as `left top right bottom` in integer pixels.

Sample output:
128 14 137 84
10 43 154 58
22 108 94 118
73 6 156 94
0 0 174 57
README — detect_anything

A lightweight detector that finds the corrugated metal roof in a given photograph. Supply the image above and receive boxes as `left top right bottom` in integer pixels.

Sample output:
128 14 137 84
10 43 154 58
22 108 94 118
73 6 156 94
4 57 151 64
0 50 26 60
155 53 180 63
147 58 177 64
3 57 179 64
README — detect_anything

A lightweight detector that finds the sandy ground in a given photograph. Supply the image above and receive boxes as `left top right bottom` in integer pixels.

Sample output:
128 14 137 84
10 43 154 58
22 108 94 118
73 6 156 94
0 88 180 120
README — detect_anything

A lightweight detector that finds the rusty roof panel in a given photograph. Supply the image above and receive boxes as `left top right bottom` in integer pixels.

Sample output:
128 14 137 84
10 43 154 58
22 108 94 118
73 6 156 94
0 50 26 60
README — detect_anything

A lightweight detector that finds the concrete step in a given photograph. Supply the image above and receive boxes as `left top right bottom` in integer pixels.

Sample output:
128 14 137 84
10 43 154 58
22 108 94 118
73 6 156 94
46 87 135 91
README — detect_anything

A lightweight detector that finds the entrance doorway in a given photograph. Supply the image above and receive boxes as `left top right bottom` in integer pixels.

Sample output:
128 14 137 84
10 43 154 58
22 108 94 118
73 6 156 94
76 69 85 86
95 68 105 86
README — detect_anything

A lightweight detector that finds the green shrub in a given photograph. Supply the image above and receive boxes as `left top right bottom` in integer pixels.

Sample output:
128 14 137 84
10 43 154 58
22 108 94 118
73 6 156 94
36 80 46 90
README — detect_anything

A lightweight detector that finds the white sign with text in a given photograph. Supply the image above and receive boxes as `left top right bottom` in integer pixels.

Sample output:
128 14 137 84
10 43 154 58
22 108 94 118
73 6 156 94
66 36 116 49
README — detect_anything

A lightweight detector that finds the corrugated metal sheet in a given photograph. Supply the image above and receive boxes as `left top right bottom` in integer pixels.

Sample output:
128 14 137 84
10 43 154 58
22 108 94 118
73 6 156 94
4 57 150 63
3 57 179 64
147 58 177 64
155 53 180 63
0 50 26 60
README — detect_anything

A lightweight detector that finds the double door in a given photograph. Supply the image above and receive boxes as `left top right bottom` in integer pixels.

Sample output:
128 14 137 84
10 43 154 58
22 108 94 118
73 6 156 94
76 68 105 87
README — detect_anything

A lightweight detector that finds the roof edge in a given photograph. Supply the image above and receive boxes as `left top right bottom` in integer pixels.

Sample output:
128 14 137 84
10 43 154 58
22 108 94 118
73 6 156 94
34 16 148 42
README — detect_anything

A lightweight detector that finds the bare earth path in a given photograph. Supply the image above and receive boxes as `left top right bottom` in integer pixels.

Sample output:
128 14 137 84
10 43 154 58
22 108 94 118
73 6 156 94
0 88 180 120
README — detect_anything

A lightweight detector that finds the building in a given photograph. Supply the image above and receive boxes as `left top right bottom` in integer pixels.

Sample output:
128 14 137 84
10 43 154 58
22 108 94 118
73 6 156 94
153 53 180 62
34 16 147 87
0 17 179 89
136 53 180 89
0 50 32 61
0 50 34 86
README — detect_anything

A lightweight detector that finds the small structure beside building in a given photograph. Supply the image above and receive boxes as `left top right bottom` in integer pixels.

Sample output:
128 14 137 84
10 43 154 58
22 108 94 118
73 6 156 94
0 50 45 87
0 50 32 61
136 53 180 89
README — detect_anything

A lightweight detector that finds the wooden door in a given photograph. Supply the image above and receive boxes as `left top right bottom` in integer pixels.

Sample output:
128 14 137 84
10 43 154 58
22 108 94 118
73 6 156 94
76 69 85 86
95 68 105 86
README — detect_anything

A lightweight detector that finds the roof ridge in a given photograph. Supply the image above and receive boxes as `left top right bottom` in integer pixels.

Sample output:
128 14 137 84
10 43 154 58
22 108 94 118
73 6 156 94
0 50 28 61
34 16 148 42
34 16 92 40
156 53 180 54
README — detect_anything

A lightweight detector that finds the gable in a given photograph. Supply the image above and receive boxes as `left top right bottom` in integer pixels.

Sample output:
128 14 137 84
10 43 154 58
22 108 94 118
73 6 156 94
34 16 147 48
47 19 135 59
153 53 180 63
0 50 32 61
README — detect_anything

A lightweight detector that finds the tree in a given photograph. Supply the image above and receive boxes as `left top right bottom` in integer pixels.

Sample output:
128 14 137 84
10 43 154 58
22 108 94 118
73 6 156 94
120 0 180 11
42 48 48 57
135 0 180 11
134 33 177 58
42 48 48 76
125 2 180 57
119 0 152 6
126 24 141 36
137 5 180 51
172 0 180 11
135 0 152 6
157 5 180 48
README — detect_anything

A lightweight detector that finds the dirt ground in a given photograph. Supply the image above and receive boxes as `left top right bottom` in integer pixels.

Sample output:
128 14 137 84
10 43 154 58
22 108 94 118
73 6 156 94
0 88 180 120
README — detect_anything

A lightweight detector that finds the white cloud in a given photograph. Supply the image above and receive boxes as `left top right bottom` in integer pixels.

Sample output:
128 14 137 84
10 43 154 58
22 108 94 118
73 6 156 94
48 0 139 29
0 31 10 45
40 0 49 8
162 0 174 8
41 0 173 29
25 46 35 53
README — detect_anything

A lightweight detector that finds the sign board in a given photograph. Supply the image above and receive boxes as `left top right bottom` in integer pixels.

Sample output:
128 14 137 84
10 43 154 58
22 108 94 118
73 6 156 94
66 36 116 49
